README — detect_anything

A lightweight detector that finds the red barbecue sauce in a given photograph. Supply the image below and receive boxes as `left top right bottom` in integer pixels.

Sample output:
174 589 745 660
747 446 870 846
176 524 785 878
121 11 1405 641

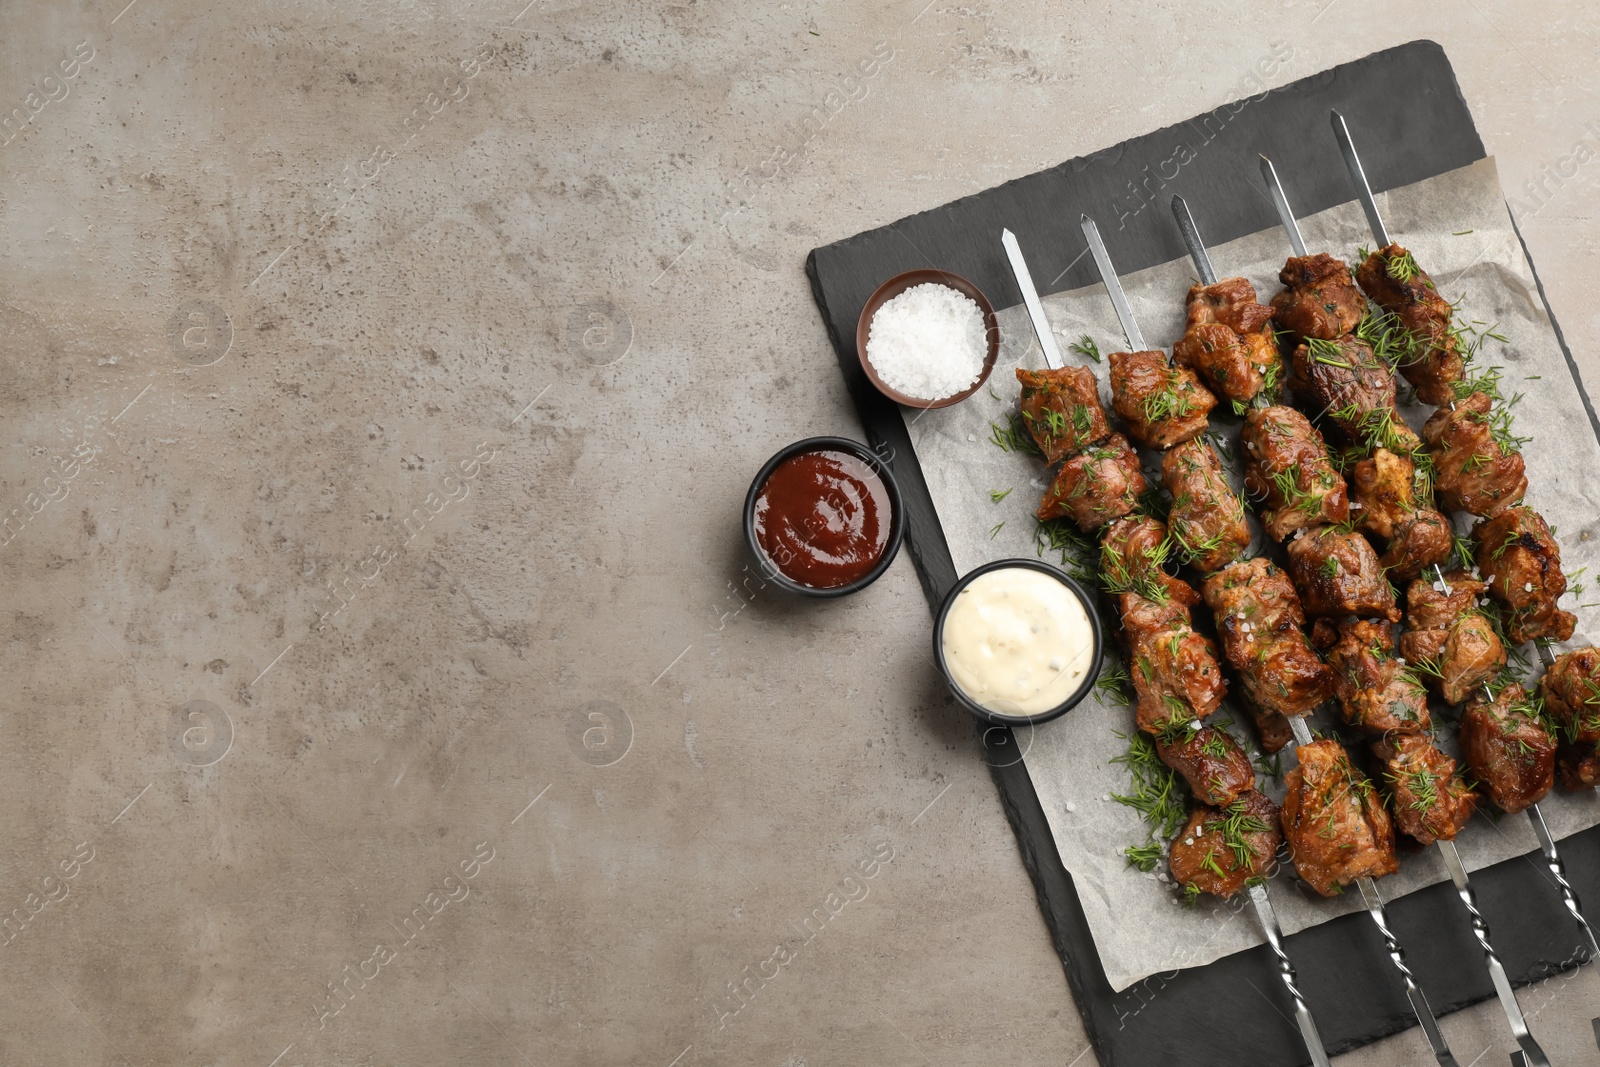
754 449 892 588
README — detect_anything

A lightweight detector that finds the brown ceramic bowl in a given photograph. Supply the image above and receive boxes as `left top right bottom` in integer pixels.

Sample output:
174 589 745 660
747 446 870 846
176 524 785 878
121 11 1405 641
855 269 1000 409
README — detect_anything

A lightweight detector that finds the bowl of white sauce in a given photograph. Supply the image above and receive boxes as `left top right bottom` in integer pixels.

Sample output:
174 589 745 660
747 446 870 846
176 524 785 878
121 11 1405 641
934 559 1103 726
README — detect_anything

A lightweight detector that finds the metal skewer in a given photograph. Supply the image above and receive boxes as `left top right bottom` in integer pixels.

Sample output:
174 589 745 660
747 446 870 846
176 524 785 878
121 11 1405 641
1071 214 1332 1067
1265 146 1555 1067
1080 216 1149 353
1169 190 1461 1066
1336 105 1600 1052
1000 228 1066 371
1284 715 1461 1067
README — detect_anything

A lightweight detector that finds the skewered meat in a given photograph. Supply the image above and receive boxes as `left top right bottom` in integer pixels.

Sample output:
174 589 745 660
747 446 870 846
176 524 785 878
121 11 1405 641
1036 434 1146 531
1423 393 1528 517
1370 733 1476 846
1242 406 1350 540
1289 336 1421 452
1114 582 1226 734
1271 253 1366 342
1540 646 1600 744
1017 366 1111 464
1245 704 1294 754
1162 438 1250 573
1169 790 1281 899
1473 506 1576 645
1284 526 1401 621
1348 448 1452 581
1558 741 1600 791
1154 724 1255 807
1173 277 1280 404
1281 737 1399 896
1460 684 1556 814
1107 349 1216 449
1356 245 1464 406
1100 514 1169 596
1319 618 1430 736
1398 571 1505 706
1203 559 1334 732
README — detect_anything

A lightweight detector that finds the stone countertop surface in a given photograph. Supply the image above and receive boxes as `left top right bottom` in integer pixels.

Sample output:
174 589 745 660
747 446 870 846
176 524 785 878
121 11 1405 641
2 1 1598 1064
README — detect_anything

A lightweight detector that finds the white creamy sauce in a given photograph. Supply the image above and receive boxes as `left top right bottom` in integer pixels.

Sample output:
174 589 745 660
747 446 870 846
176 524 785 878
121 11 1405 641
940 567 1094 715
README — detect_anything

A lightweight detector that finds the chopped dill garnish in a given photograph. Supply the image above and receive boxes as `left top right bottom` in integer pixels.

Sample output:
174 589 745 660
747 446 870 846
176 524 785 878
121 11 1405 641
1253 750 1284 780
1111 731 1189 842
1070 335 1103 363
989 487 1013 504
1034 517 1098 584
1452 229 1474 236
1124 841 1163 872
1095 658 1132 703
989 412 1042 456
1305 336 1352 368
988 521 1005 540
1386 249 1421 283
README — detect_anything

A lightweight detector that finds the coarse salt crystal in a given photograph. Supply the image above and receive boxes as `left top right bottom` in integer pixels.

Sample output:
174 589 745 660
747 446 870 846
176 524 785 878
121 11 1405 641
866 282 987 401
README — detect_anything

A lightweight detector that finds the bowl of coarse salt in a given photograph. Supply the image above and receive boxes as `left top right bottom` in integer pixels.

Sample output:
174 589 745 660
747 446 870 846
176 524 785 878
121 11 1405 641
856 269 1000 409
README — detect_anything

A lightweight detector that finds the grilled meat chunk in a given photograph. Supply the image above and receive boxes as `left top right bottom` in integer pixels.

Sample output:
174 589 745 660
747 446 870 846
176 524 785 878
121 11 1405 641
1107 349 1215 450
1371 733 1476 846
1540 646 1600 744
1474 506 1576 645
1203 559 1334 731
1282 738 1399 896
1155 724 1255 807
1169 790 1282 900
1321 618 1430 736
1398 571 1506 706
1242 405 1350 541
1348 448 1452 581
1173 277 1280 404
1100 514 1170 595
1115 580 1227 734
1036 434 1146 531
1356 245 1464 405
1016 366 1111 464
1162 438 1250 573
1284 526 1401 621
1558 741 1600 791
1246 704 1295 754
1460 684 1556 814
1289 336 1421 452
1271 253 1366 342
1423 392 1528 517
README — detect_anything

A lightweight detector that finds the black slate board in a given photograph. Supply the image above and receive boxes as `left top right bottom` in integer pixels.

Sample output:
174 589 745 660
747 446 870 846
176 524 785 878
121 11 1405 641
805 40 1600 1067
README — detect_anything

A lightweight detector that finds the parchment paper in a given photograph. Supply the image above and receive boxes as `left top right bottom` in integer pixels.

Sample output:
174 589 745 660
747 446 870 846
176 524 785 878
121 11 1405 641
906 157 1600 991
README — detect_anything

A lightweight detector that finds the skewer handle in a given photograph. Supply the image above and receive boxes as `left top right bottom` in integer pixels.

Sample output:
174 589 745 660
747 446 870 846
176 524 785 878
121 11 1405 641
1527 802 1600 960
1436 840 1553 1067
1329 110 1393 248
1169 195 1218 286
1259 154 1309 257
1079 214 1148 352
1248 884 1333 1067
1357 878 1461 1067
999 228 1066 371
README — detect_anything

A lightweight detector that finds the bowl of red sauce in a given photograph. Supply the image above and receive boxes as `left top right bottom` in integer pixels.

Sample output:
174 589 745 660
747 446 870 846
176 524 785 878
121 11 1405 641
744 436 903 597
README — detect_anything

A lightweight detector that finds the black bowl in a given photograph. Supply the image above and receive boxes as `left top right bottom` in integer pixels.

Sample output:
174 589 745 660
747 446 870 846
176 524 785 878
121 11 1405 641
743 436 905 598
933 558 1104 727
